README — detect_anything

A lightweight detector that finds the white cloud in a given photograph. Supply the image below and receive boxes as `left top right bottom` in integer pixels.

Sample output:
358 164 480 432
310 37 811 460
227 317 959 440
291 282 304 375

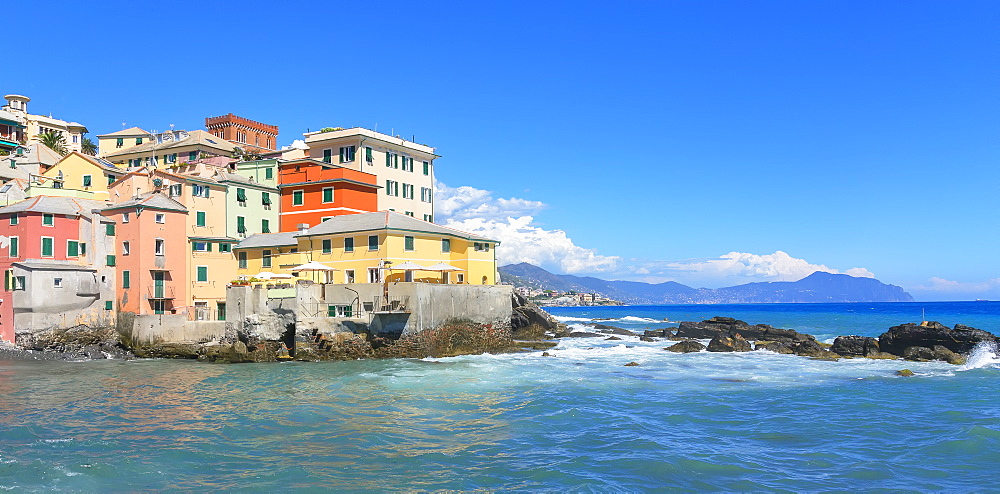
280 139 307 150
435 182 619 274
628 251 875 287
915 277 1000 292
435 181 546 222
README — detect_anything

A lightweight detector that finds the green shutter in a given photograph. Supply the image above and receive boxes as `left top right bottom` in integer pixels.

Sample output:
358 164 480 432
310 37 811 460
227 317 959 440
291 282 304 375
262 219 270 233
106 223 115 236
293 190 303 205
43 214 53 226
323 239 332 253
196 211 206 227
116 138 123 146
423 161 429 175
123 270 130 289
236 188 247 201
262 192 271 205
366 147 373 162
197 266 208 282
265 168 273 179
323 188 333 202
106 255 116 266
386 153 391 167
328 305 337 317
105 301 113 310
83 175 92 187
189 151 197 161
67 241 79 257
207 242 213 252
405 236 414 251
42 237 53 257
237 216 246 233
9 237 17 257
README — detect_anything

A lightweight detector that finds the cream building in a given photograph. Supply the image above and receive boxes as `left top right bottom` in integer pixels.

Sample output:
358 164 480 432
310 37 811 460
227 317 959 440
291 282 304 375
100 129 237 169
2 94 88 153
303 128 437 222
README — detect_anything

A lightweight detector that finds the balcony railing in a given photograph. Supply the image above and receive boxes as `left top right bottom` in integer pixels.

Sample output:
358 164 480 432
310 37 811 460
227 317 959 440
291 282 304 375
146 284 176 300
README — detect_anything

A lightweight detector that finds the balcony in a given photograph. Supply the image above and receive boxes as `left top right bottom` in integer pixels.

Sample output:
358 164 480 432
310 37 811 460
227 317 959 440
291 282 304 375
146 284 176 300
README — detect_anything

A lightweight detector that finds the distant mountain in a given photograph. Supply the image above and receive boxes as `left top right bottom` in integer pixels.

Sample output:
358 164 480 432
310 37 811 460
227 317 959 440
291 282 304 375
499 263 914 304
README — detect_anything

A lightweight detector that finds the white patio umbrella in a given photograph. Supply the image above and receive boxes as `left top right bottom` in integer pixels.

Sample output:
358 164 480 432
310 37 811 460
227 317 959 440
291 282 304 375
289 260 339 283
391 261 426 270
424 262 464 271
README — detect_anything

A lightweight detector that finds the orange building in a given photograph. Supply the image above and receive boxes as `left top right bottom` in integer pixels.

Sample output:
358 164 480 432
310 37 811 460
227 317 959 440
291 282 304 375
205 113 279 152
277 158 379 232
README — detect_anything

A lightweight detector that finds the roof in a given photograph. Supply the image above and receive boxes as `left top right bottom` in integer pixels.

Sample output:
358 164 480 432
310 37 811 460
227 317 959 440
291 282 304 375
296 211 497 242
12 260 96 272
212 170 275 190
57 152 124 174
0 196 110 217
97 127 150 138
235 231 299 249
103 192 187 213
0 109 23 125
102 130 237 158
190 236 239 242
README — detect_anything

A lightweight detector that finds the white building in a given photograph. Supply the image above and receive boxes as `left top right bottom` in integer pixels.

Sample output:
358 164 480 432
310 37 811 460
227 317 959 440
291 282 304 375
1 95 88 154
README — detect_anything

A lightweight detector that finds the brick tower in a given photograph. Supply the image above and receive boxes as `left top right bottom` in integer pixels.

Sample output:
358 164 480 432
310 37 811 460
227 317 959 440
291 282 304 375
205 113 279 152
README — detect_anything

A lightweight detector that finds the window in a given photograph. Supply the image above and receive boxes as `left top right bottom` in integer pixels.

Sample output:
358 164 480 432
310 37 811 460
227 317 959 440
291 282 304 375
41 237 53 257
265 167 273 180
123 270 130 289
402 184 414 199
344 237 354 252
106 255 116 266
404 236 414 251
321 217 333 222
197 266 208 282
322 187 334 203
135 137 143 145
108 175 116 186
9 214 17 225
238 251 247 269
191 184 210 198
405 211 414 217
54 278 63 288
339 146 356 163
261 219 270 233
193 242 208 252
167 153 177 164
322 239 332 254
365 147 373 163
122 212 129 223
420 187 433 203
82 175 92 187
442 238 451 252
385 180 399 196
262 250 272 268
42 214 54 226
168 184 181 197
80 243 86 255
327 305 353 317
8 237 17 257
423 161 430 175
196 211 206 227
368 235 378 251
262 192 271 207
189 151 197 161
155 238 164 255
116 138 124 148
457 273 465 284
122 241 130 255
217 302 226 321
344 269 355 283
67 240 80 257
105 301 113 310
220 243 232 253
292 190 304 206
368 267 381 283
323 149 332 163
236 188 247 205
155 213 165 224
12 275 25 291
385 152 393 167
105 223 115 236
474 242 491 252
237 216 246 235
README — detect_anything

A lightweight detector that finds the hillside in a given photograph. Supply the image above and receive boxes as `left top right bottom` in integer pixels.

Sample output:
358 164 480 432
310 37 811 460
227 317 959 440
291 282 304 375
499 263 914 304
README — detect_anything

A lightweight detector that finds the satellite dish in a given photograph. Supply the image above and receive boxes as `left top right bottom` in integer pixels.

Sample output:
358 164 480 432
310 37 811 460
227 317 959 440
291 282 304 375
0 236 9 249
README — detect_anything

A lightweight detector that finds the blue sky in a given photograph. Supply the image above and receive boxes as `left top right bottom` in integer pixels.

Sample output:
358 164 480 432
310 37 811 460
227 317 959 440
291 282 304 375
7 1 999 300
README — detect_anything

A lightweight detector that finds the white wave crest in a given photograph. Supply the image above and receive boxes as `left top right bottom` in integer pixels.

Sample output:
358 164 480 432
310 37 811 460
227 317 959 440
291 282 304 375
619 316 661 323
553 316 593 322
958 341 1000 371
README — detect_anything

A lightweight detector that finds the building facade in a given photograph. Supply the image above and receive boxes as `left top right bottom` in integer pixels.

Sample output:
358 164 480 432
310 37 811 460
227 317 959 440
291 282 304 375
277 158 379 232
2 95 88 154
205 113 278 153
40 152 125 201
303 128 436 222
100 129 236 168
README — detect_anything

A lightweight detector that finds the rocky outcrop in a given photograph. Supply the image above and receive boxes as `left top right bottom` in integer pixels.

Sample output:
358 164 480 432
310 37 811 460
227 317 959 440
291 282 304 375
755 341 794 354
676 317 814 344
831 336 881 357
707 333 752 352
511 293 569 339
878 322 997 358
665 340 706 353
15 324 134 360
903 345 965 365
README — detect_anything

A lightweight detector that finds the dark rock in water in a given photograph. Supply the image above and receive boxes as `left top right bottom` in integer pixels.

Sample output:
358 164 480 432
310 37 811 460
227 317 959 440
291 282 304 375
787 340 835 358
903 345 965 365
665 340 706 353
644 329 668 338
896 369 915 377
541 351 551 357
707 333 752 352
879 322 997 356
755 341 794 354
566 331 603 338
511 293 568 339
624 361 640 366
605 336 623 341
831 336 881 357
639 336 656 342
676 317 814 344
596 327 638 336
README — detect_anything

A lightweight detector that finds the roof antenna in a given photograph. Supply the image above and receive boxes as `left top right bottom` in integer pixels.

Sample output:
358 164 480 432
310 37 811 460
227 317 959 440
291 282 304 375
122 121 126 130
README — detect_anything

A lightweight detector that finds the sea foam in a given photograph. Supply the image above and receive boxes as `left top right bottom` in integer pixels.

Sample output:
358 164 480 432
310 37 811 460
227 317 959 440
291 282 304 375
958 341 1000 371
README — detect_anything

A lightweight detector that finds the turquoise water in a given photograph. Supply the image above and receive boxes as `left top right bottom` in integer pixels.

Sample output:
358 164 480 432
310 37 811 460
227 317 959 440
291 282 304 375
1 302 999 491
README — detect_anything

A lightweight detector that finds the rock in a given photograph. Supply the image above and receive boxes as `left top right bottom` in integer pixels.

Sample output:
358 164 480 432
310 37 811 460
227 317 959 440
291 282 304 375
879 322 997 356
755 341 794 354
831 336 881 357
643 329 666 338
639 336 656 342
903 345 966 364
787 340 835 358
896 369 915 377
511 294 566 339
624 361 640 366
665 340 706 353
541 351 551 357
676 317 814 344
707 333 752 352
605 336 623 341
566 331 603 338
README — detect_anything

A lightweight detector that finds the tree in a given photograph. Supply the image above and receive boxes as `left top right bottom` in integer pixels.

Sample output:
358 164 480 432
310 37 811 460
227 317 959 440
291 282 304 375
81 137 97 155
232 146 262 162
39 132 67 155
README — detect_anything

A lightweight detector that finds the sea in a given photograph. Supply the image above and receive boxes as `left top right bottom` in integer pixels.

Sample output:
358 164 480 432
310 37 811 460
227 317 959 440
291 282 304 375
1 301 998 491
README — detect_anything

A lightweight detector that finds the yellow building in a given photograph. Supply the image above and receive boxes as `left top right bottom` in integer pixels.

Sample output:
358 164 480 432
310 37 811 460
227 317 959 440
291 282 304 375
96 127 152 157
2 95 89 154
100 129 237 168
40 152 126 200
234 211 499 285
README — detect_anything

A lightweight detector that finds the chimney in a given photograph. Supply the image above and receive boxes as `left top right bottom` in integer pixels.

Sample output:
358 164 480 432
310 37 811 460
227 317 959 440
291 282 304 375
297 223 310 232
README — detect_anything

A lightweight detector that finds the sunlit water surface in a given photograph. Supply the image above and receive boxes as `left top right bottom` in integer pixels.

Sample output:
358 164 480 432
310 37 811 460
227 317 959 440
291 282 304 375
1 302 998 491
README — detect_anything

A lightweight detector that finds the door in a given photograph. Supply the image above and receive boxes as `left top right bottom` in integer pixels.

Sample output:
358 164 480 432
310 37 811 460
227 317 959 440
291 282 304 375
154 271 165 299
